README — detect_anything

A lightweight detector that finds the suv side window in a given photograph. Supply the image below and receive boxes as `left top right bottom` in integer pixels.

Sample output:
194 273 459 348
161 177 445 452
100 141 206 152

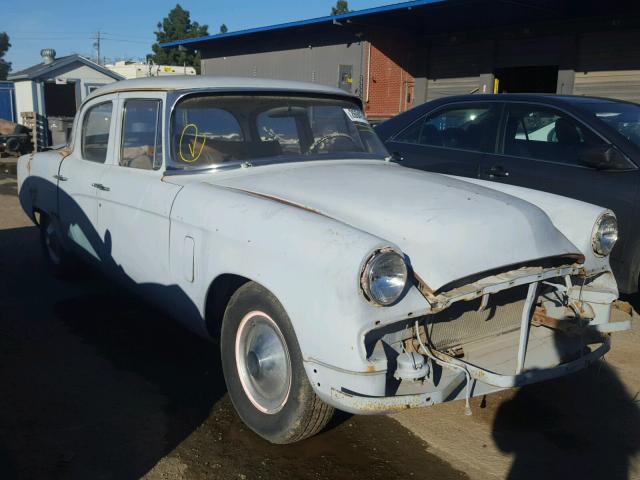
120 99 163 170
82 101 113 162
394 103 501 153
503 104 607 165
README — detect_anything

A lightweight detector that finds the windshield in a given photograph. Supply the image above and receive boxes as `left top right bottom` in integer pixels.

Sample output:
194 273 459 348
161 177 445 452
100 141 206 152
582 101 640 149
170 94 388 169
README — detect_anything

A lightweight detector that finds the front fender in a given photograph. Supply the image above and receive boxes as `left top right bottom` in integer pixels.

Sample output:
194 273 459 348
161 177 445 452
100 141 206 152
454 177 613 276
169 181 430 372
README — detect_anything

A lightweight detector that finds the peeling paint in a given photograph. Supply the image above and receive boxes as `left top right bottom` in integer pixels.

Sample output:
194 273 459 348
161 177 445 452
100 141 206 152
416 262 584 313
218 184 328 217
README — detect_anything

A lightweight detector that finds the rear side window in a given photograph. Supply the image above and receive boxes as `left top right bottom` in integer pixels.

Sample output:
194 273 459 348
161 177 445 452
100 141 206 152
82 101 113 163
503 105 607 165
120 99 163 170
394 103 501 153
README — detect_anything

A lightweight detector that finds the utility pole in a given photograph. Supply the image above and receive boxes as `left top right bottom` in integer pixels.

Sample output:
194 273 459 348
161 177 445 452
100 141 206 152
93 31 102 65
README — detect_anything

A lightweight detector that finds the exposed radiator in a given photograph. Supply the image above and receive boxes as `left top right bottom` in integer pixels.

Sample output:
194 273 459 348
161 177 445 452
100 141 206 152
427 285 530 351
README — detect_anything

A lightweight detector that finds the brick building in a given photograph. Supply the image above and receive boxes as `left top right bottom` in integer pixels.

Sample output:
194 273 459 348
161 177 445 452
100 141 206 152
162 0 640 121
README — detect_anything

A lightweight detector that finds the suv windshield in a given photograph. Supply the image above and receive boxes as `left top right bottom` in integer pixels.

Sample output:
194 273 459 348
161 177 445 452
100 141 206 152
582 101 640 149
170 94 387 169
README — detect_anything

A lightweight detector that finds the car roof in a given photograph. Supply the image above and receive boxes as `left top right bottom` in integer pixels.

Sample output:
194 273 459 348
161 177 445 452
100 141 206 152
85 75 357 103
427 93 638 108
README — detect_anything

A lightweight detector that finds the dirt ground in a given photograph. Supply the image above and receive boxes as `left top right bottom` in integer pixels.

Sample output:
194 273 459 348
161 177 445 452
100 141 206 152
1 170 639 480
0 172 465 479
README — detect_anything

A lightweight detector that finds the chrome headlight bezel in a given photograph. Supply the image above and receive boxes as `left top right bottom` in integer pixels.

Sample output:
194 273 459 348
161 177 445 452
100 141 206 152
360 248 408 306
591 211 618 257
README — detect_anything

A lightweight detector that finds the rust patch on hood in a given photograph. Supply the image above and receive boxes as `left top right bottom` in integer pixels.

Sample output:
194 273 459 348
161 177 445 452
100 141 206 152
219 184 329 217
414 272 439 308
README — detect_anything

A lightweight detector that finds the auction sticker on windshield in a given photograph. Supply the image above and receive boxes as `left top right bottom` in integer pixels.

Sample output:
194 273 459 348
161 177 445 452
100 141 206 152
344 108 369 125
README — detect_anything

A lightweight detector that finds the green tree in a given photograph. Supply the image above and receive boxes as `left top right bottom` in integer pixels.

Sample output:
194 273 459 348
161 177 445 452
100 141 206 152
331 0 350 15
148 4 208 73
219 24 228 34
0 33 11 80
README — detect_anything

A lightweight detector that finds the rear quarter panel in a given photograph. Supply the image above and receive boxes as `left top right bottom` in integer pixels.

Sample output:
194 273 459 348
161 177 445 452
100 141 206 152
17 150 65 221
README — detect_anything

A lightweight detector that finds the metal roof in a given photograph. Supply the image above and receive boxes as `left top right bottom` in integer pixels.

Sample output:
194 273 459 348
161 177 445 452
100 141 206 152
160 0 443 48
8 54 123 81
84 75 358 102
160 0 634 52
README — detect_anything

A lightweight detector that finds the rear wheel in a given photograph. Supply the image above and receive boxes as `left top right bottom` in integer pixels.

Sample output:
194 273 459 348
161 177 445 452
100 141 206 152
39 214 77 278
221 282 333 443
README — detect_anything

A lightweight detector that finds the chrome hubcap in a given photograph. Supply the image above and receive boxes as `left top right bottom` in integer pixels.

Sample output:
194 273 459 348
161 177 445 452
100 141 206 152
235 311 291 414
44 222 62 265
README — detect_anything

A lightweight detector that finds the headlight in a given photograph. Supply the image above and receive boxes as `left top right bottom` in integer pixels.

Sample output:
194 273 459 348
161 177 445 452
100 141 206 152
361 249 408 306
592 212 618 257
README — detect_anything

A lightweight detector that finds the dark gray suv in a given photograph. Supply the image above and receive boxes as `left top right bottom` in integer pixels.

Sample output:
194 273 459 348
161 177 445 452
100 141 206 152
376 94 640 293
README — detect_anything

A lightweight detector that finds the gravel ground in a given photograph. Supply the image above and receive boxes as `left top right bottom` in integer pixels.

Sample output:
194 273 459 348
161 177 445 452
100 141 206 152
1 171 639 480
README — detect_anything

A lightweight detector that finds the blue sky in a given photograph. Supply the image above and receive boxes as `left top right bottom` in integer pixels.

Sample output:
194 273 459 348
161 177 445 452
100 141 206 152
3 0 392 72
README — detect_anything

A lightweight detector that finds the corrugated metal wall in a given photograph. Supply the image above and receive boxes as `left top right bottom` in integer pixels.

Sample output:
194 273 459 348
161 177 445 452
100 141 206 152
574 31 640 103
495 35 570 68
201 43 364 97
426 77 481 100
425 41 489 101
423 30 640 103
574 70 640 102
199 28 640 113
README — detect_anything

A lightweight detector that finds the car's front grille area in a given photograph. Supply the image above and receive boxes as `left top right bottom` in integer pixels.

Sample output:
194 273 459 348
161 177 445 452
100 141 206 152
426 284 530 351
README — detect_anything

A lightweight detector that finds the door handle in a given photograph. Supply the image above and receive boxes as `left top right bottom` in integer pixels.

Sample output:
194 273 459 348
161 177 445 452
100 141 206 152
91 183 110 192
53 174 68 181
484 166 510 178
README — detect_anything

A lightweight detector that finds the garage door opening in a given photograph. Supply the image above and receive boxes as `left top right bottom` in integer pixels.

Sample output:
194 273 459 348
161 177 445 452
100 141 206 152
494 66 558 94
44 81 77 117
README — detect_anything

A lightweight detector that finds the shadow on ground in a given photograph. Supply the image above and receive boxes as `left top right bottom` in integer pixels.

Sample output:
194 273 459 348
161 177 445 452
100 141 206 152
492 293 640 480
0 224 226 479
0 222 465 480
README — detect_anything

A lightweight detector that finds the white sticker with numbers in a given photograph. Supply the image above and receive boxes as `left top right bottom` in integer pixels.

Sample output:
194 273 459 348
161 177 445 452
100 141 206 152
343 108 369 125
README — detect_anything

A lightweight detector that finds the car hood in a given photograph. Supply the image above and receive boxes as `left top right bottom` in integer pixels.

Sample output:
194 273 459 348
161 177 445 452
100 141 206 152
208 160 580 291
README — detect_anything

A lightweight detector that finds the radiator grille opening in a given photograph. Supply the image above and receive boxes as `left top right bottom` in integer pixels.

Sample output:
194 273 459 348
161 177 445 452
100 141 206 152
427 284 532 351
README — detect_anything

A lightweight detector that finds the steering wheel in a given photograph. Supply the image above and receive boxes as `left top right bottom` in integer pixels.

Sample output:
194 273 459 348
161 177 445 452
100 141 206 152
308 133 358 154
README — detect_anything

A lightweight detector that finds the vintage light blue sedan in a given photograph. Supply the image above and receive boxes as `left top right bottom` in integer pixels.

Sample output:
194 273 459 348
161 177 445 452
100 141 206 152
18 76 631 443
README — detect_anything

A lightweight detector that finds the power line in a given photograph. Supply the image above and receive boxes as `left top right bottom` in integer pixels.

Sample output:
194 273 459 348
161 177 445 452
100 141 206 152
11 35 151 44
8 30 97 35
10 35 92 40
101 37 150 45
101 32 152 41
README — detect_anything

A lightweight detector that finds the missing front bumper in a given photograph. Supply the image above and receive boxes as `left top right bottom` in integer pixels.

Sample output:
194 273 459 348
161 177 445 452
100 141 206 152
330 340 609 414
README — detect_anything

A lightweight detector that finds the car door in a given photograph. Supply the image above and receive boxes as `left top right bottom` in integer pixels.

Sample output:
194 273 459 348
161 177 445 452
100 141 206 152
58 96 116 262
96 92 182 287
479 101 638 274
384 101 502 177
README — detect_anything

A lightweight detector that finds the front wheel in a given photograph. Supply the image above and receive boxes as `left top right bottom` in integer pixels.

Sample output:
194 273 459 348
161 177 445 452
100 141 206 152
221 282 334 444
